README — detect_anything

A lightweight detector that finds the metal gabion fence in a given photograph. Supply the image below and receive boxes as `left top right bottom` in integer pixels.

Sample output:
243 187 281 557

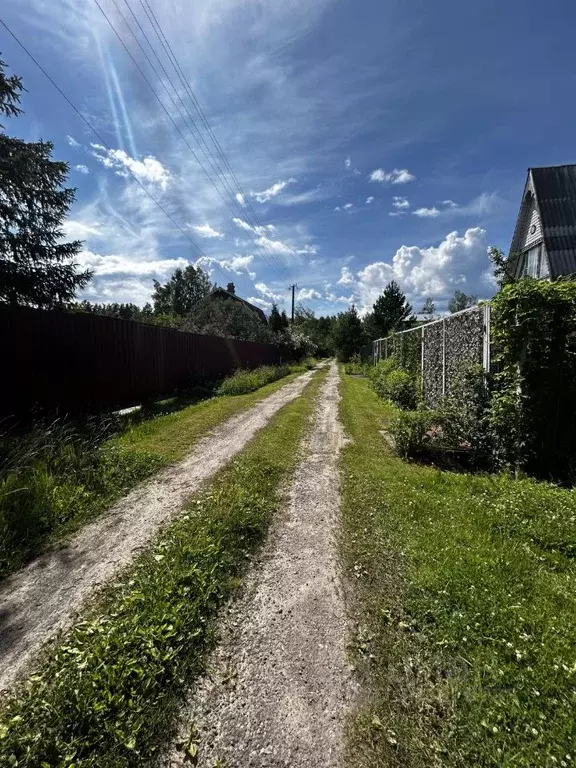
373 305 491 407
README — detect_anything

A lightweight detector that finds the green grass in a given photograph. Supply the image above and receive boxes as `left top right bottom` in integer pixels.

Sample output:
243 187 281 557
0 368 325 767
0 364 312 579
116 362 315 463
339 374 576 768
217 360 316 397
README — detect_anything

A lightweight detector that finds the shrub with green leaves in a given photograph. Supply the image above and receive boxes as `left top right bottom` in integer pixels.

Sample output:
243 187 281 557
490 277 576 482
387 409 443 459
370 358 418 410
216 364 291 396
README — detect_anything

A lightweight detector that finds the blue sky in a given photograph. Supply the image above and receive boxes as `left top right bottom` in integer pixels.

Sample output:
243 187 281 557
2 0 575 314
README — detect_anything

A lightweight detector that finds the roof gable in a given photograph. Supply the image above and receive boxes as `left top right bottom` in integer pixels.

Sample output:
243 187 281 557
209 288 267 323
509 164 576 278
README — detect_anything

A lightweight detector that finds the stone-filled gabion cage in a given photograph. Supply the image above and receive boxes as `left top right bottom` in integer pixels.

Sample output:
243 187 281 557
373 305 491 407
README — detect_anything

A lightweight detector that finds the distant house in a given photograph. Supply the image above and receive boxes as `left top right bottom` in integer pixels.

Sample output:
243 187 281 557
209 282 267 323
508 164 576 279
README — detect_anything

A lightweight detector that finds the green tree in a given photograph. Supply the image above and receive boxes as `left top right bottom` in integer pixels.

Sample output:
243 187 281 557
0 58 90 308
185 297 274 343
152 265 212 316
489 246 514 288
448 289 477 313
365 280 413 339
420 297 435 318
332 305 367 362
269 302 288 333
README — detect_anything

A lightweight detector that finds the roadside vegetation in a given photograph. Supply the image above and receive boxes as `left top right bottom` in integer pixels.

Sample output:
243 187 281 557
217 359 316 396
0 368 325 766
0 363 313 578
339 373 576 767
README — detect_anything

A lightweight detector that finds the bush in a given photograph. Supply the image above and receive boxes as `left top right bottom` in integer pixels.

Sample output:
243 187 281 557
216 364 291 396
438 363 495 469
344 354 365 376
388 409 443 458
370 357 418 409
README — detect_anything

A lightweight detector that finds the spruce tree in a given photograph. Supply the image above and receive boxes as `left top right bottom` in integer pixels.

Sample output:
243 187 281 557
0 58 90 308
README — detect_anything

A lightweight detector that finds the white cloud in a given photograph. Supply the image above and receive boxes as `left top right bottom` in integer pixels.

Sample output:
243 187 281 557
325 292 352 304
91 144 171 191
343 203 353 210
192 223 224 239
345 156 352 169
393 196 410 209
255 281 284 302
297 287 322 301
233 217 255 233
248 296 273 311
369 168 416 184
196 253 255 280
66 135 80 147
413 206 441 218
251 178 296 203
338 266 355 286
63 220 103 239
389 211 405 217
75 164 90 174
346 228 490 313
235 193 246 206
442 199 458 208
255 235 294 255
366 196 374 205
296 244 317 255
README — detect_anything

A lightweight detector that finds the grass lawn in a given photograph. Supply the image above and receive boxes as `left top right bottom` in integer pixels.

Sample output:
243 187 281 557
0 368 326 767
339 373 576 768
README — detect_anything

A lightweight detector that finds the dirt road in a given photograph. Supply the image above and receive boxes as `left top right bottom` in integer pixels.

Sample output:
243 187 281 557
168 361 354 767
0 370 317 691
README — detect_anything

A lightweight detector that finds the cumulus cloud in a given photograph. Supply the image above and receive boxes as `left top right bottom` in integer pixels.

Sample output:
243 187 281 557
255 281 284 302
347 228 491 312
232 218 275 237
369 168 415 184
235 193 246 206
345 156 352 169
251 178 296 203
442 199 458 208
248 296 273 310
75 164 90 174
296 244 318 255
335 203 353 212
91 144 171 191
325 292 353 304
413 206 441 218
366 196 374 205
255 235 294 255
338 266 355 286
192 223 224 239
66 135 80 147
297 287 322 301
196 254 255 279
393 196 410 209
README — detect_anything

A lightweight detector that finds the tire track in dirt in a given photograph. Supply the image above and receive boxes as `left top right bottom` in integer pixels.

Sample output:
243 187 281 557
0 370 318 691
167 361 354 768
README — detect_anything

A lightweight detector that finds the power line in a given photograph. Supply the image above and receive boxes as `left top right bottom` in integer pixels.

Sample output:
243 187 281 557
0 16 233 284
95 0 290 281
135 0 291 277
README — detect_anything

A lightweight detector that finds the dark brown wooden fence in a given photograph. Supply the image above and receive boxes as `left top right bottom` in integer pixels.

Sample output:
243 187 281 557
0 306 281 416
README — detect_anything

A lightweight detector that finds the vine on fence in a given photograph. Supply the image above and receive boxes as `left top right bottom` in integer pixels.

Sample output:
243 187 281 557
490 277 576 482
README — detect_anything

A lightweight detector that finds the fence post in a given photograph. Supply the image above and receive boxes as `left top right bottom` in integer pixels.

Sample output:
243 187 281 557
421 325 425 397
483 304 491 373
442 317 446 396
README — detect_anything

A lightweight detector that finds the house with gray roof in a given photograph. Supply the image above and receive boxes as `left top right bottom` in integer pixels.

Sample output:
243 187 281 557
508 164 576 279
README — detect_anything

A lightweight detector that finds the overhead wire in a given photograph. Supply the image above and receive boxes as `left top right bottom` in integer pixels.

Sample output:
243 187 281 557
96 0 291 281
0 16 233 284
135 0 292 278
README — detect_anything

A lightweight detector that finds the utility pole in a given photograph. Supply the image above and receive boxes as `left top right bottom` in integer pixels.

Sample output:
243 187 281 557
289 283 298 324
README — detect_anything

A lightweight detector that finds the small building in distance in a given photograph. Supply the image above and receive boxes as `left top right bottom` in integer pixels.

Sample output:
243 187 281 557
209 282 267 324
508 164 576 279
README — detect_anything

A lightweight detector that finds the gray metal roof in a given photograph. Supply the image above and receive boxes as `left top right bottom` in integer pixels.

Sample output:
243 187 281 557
510 165 576 278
